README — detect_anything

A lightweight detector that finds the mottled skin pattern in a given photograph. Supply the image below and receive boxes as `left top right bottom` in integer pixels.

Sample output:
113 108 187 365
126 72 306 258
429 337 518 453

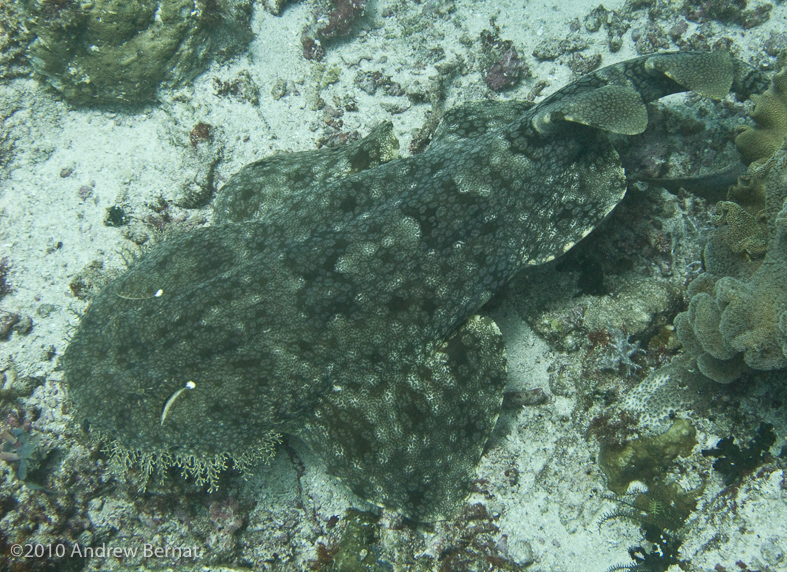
63 52 735 520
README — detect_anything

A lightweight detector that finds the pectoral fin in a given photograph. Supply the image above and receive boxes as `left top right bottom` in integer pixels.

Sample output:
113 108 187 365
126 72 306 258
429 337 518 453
300 315 507 521
645 51 734 101
534 84 649 135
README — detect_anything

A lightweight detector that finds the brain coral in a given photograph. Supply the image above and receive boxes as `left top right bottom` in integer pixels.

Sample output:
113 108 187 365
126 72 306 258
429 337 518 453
677 65 787 383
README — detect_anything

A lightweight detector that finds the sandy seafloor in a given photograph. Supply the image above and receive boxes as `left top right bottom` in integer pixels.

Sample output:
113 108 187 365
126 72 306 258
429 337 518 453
1 0 787 570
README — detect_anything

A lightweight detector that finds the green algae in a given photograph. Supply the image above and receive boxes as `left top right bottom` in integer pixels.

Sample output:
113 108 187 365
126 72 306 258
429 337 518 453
599 419 697 495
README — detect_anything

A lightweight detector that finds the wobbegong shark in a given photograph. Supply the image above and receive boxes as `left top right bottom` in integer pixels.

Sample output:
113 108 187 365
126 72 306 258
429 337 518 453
63 51 753 520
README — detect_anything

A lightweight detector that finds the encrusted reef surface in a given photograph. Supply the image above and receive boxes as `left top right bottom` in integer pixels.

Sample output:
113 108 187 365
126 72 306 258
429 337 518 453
17 0 255 105
2 1 787 571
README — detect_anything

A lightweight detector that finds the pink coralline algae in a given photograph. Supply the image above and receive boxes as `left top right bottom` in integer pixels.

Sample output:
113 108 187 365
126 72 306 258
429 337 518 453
485 47 524 91
318 0 367 39
302 0 367 60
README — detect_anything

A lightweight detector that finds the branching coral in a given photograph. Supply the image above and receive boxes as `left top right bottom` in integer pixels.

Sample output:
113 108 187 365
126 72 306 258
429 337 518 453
597 328 644 375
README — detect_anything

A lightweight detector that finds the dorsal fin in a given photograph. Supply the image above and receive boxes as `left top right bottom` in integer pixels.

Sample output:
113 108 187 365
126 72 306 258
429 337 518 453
646 51 734 100
533 84 648 135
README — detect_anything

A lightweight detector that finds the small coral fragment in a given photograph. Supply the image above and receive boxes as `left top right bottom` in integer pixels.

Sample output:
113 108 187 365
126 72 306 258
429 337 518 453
596 328 643 375
479 29 528 92
189 122 213 147
301 0 367 61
